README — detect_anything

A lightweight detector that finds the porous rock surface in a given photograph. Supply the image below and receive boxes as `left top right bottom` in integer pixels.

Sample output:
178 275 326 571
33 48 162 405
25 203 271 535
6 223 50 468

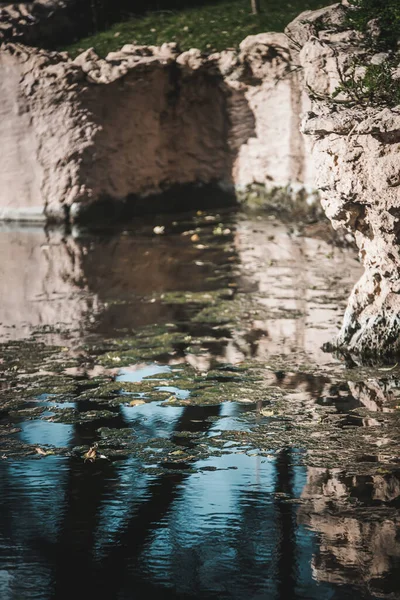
0 34 313 221
291 3 400 357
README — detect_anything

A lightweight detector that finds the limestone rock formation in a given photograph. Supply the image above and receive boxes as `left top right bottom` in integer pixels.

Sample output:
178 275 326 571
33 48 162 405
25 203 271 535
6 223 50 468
0 35 313 221
292 3 400 358
2 2 400 358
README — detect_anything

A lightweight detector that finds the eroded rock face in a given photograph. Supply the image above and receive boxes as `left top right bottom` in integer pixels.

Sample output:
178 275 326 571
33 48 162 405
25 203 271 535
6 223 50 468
292 3 400 358
303 106 400 357
0 35 314 221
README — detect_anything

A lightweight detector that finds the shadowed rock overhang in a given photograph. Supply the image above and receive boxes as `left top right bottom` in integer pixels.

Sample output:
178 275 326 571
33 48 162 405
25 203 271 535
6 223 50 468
0 34 314 222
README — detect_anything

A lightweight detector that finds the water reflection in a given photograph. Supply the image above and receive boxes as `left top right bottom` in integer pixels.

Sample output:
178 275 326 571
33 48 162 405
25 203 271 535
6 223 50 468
299 467 400 598
0 211 360 367
2 376 399 598
260 369 399 421
234 218 361 365
0 446 338 600
0 224 96 343
1 210 400 599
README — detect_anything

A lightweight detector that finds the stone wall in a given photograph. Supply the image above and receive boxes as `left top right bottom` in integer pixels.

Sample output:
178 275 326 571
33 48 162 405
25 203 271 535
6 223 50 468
0 35 314 222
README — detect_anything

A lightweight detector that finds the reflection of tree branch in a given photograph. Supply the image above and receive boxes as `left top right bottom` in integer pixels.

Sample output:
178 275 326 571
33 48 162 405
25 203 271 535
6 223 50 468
94 404 221 595
47 402 220 597
275 448 297 600
50 399 129 599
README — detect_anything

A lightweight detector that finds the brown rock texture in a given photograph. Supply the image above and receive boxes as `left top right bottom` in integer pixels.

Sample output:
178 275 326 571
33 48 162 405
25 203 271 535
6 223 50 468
292 3 400 358
0 35 314 221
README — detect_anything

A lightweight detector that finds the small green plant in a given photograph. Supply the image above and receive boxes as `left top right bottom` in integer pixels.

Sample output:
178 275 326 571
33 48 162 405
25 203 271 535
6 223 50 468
331 0 400 107
333 60 400 107
347 0 400 50
361 61 400 106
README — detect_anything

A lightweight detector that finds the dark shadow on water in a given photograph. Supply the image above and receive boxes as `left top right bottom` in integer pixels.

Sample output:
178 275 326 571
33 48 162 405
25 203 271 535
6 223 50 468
74 184 237 226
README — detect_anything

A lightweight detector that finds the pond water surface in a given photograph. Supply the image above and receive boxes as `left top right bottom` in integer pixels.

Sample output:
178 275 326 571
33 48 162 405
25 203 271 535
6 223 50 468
1 208 400 600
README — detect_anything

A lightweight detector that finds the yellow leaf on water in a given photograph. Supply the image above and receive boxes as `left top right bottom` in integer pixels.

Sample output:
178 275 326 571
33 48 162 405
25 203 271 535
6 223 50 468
260 409 274 417
129 399 146 406
35 447 54 456
83 445 97 462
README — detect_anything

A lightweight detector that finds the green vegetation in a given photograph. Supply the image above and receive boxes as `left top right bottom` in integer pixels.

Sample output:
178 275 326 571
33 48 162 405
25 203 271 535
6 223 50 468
64 0 328 57
348 0 400 50
333 60 400 108
332 0 400 107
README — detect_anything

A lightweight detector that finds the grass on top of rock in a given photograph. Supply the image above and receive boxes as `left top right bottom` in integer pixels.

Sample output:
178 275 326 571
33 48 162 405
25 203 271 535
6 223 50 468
63 0 328 58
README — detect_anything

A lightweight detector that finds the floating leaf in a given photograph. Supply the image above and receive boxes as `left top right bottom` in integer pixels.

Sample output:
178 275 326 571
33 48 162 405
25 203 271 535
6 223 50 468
35 447 54 456
379 363 398 371
260 409 274 417
83 445 98 462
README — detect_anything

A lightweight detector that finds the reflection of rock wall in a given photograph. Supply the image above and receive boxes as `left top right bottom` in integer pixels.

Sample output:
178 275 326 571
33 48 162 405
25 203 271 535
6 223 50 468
347 379 399 414
0 36 314 221
0 225 96 342
0 223 206 341
0 220 229 344
233 217 361 364
299 467 400 597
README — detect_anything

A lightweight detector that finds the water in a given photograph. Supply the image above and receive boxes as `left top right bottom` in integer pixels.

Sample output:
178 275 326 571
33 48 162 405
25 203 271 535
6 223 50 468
1 208 400 600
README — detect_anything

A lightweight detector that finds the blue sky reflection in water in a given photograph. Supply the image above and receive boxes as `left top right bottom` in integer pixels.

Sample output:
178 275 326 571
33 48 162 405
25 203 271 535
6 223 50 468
0 449 339 600
0 209 399 599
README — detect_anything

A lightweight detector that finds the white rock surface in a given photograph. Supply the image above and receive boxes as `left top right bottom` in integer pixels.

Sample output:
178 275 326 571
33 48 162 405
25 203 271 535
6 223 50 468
0 36 315 221
295 4 400 357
